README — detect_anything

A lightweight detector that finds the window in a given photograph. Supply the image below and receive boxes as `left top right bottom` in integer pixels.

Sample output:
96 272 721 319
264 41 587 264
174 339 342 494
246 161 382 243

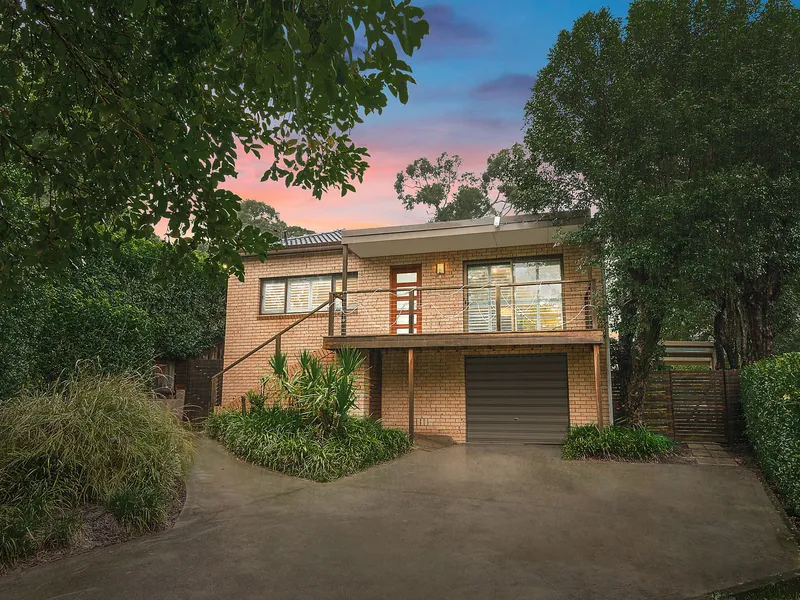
466 259 562 332
260 273 357 314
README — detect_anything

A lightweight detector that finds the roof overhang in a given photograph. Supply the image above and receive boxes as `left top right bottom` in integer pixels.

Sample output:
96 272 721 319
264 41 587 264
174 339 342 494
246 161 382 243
341 212 586 258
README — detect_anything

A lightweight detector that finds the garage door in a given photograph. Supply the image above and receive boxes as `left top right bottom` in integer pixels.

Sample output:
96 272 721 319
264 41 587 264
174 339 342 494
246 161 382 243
465 355 569 444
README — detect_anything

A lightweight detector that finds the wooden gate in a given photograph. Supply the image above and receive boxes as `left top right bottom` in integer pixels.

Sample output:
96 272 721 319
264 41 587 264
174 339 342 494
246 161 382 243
613 370 743 444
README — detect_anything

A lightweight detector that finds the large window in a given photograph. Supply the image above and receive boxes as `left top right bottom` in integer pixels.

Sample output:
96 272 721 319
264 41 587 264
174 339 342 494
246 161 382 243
466 259 562 332
260 273 357 314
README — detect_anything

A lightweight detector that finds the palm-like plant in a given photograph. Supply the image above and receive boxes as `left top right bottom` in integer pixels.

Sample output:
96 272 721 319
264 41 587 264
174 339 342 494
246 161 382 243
257 347 364 437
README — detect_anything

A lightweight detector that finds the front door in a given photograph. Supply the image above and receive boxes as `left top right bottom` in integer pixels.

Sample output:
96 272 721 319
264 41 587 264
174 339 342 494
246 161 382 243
390 265 422 334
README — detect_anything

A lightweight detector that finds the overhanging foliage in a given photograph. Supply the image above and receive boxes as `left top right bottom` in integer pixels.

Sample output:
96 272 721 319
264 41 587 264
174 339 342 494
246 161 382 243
0 0 428 283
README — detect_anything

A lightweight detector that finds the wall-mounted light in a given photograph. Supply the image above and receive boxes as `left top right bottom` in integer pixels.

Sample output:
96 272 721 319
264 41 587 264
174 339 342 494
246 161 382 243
434 262 446 275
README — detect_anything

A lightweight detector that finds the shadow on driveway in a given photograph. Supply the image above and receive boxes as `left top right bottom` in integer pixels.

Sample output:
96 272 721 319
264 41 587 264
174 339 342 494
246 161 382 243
2 437 797 600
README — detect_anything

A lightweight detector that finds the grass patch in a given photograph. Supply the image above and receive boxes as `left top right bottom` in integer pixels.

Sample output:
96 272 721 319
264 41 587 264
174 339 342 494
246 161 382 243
562 424 674 461
0 372 194 566
206 405 411 482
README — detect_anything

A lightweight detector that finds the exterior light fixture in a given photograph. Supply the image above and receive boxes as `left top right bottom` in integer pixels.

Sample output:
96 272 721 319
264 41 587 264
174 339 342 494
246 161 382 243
435 262 446 275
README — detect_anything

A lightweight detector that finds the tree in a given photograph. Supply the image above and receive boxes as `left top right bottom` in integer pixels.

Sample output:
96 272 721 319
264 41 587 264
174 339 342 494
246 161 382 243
238 199 314 240
517 1 800 423
0 234 228 399
394 149 519 221
0 0 428 285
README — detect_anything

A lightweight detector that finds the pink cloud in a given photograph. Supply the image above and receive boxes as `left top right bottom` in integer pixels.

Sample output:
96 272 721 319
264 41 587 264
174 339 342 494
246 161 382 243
220 111 523 232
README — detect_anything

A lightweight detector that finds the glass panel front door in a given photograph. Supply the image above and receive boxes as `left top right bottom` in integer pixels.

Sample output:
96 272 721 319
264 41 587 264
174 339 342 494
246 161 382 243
391 266 421 334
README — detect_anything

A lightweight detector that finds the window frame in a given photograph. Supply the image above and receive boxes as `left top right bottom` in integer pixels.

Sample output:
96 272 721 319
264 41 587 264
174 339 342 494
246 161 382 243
462 255 565 332
259 272 357 315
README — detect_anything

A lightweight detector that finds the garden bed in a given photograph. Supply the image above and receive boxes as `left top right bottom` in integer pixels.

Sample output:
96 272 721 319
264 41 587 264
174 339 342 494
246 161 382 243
0 372 194 570
206 406 411 482
206 347 411 482
562 424 680 462
1 483 185 575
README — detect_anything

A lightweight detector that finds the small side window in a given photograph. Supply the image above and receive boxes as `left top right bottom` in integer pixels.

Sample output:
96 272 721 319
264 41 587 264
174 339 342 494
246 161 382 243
261 279 286 314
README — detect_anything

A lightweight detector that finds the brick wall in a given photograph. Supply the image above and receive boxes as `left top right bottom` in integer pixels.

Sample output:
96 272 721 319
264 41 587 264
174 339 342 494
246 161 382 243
380 345 609 442
221 242 609 440
344 242 596 336
221 248 369 410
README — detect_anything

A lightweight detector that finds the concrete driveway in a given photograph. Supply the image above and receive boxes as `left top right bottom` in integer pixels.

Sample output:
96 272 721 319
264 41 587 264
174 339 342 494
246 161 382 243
2 437 798 600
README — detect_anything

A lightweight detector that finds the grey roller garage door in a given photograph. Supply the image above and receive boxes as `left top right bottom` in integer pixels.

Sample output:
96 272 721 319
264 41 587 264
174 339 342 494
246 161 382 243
465 355 569 444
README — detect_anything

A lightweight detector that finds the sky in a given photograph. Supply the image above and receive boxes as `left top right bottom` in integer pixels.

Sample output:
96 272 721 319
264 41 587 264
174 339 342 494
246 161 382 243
222 0 631 233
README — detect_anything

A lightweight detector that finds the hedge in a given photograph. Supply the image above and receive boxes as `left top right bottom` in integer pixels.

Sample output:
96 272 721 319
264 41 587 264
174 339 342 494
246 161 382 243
0 236 227 399
741 353 800 515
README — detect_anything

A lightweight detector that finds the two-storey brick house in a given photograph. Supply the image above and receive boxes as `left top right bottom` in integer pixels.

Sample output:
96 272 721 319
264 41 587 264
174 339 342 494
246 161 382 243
220 212 612 444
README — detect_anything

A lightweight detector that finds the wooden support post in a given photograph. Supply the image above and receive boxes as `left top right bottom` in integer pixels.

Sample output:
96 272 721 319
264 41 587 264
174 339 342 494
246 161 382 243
274 334 281 358
341 244 349 336
408 290 415 334
241 395 247 415
593 345 604 428
408 348 415 442
495 285 502 332
328 292 336 336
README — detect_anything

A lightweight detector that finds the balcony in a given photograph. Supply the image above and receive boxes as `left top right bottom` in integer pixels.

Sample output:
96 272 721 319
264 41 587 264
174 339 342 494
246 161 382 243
322 279 603 350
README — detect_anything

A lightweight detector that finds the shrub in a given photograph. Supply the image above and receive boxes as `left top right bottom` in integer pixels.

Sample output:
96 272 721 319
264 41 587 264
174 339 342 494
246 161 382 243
261 347 365 436
741 353 800 515
107 488 167 532
245 389 266 412
206 405 411 482
562 425 674 460
0 235 226 400
0 372 194 564
210 347 409 482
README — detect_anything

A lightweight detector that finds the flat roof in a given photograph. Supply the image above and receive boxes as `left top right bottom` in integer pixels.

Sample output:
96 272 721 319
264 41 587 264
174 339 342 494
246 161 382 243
341 211 588 258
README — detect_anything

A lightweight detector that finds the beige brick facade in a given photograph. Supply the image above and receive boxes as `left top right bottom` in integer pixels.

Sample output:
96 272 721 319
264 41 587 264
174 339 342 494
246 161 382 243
380 346 609 442
221 240 610 441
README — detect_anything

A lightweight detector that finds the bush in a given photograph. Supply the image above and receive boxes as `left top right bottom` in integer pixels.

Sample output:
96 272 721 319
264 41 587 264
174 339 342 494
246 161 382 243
0 234 226 399
209 347 410 482
0 372 194 565
206 405 411 482
562 425 674 460
741 353 800 515
263 347 365 436
107 488 167 532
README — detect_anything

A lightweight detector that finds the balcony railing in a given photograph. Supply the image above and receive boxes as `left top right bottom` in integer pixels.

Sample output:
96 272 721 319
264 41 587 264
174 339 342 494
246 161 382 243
325 279 598 338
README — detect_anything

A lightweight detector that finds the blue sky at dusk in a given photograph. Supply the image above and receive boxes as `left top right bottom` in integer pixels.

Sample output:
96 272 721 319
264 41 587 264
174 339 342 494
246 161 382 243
225 0 631 232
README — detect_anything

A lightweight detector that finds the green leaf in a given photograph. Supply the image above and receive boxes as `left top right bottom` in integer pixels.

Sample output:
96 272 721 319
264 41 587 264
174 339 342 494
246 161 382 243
131 0 147 17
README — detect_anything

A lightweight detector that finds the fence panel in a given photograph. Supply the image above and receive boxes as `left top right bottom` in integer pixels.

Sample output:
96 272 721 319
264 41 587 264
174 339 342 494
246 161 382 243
641 372 674 438
670 371 727 443
612 369 742 444
183 358 223 422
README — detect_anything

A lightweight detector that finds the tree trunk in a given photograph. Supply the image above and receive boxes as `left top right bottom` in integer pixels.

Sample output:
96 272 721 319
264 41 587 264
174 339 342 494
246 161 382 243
615 278 663 426
714 263 781 368
623 312 663 426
